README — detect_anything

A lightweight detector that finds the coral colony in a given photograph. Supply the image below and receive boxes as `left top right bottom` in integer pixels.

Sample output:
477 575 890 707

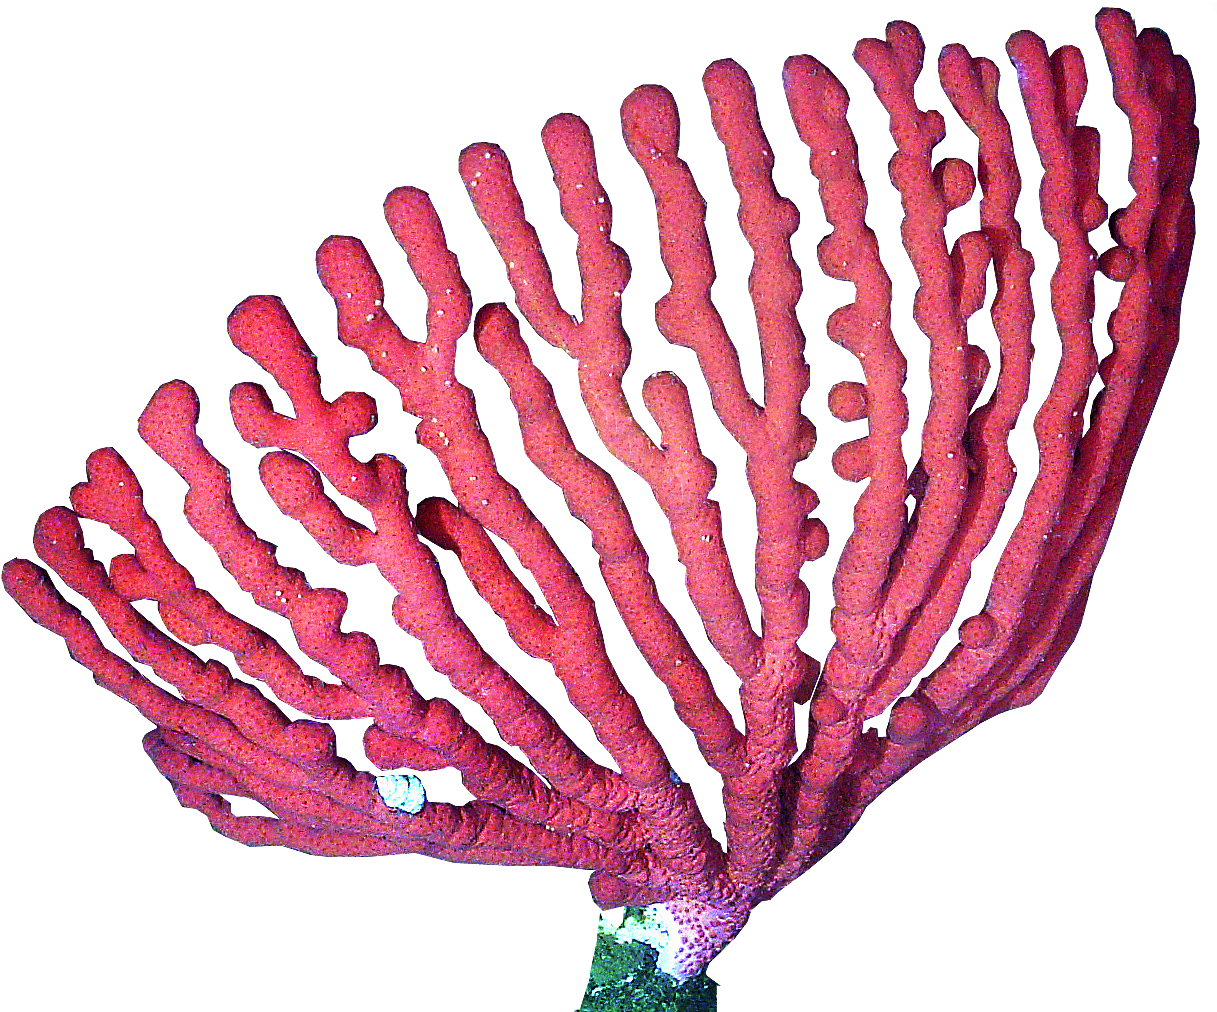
4 8 1195 1010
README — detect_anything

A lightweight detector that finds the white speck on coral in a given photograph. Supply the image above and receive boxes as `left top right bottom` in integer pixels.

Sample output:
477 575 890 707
376 772 426 814
365 313 375 322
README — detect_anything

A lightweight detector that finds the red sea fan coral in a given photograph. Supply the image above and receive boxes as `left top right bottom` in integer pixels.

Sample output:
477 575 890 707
4 5 1202 1002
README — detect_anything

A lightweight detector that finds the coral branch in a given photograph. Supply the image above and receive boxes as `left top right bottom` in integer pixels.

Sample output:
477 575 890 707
3 7 1197 1007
